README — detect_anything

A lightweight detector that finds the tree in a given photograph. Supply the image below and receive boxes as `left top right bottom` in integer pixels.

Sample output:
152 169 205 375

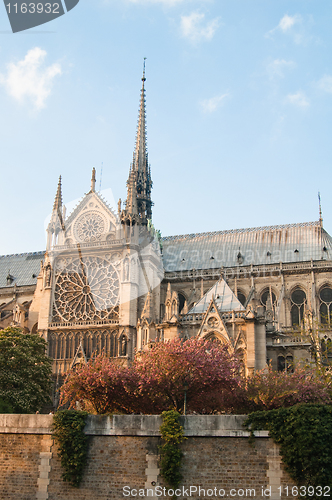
236 365 332 413
0 327 52 413
60 338 243 414
133 338 243 414
60 356 139 414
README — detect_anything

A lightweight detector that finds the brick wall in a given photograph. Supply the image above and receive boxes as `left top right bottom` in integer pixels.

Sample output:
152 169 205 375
0 415 296 500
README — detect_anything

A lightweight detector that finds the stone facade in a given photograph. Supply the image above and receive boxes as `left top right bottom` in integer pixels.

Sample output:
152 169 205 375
0 414 297 500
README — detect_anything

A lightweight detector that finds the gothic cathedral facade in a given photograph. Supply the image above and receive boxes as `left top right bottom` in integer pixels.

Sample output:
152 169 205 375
1 68 332 397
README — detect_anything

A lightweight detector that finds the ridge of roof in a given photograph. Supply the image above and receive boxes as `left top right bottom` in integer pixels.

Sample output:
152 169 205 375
0 251 45 260
162 221 321 242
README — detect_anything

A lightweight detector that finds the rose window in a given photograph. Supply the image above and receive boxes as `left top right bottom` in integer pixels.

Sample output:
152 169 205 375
207 316 219 328
74 212 106 242
53 255 120 322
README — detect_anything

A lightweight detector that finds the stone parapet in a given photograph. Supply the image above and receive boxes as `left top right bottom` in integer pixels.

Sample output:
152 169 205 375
0 413 268 437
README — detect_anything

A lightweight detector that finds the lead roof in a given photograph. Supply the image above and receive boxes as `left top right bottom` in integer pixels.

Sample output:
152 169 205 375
0 221 331 288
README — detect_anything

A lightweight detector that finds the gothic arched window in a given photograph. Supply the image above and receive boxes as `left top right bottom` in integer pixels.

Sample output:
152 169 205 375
260 289 277 314
277 354 294 372
178 293 186 314
290 288 306 326
321 337 332 365
319 286 332 324
237 292 246 307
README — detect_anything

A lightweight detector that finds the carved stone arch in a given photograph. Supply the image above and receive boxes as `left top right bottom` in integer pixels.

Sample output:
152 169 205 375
165 300 171 321
171 300 178 317
31 323 38 334
49 332 56 359
202 331 230 348
142 325 149 346
58 332 65 360
235 348 246 376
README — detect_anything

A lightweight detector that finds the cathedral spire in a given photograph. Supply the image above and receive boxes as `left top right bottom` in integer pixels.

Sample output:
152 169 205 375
53 176 62 212
123 59 153 225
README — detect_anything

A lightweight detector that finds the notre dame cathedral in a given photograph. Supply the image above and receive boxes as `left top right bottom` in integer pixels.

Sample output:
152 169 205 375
1 67 332 398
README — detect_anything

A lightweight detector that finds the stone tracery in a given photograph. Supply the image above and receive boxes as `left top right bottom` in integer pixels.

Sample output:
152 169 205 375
74 211 106 242
53 255 120 322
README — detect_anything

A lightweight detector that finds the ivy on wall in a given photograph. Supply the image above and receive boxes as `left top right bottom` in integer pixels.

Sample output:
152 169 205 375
245 404 332 499
52 410 88 488
159 410 186 489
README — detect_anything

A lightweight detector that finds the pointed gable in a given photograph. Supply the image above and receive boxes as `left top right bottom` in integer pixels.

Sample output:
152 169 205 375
188 279 245 315
197 296 231 344
63 190 117 246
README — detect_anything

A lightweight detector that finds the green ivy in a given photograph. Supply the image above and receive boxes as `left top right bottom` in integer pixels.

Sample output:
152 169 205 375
52 410 88 488
245 404 332 499
159 410 186 490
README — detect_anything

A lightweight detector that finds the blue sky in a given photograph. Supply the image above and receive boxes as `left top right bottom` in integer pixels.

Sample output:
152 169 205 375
1 0 332 255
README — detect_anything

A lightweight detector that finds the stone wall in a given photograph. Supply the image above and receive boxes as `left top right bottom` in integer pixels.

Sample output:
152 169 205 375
0 414 295 500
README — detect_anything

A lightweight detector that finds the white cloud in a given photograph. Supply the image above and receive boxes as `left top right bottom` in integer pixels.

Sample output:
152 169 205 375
266 14 302 39
200 93 228 113
317 75 332 93
278 14 301 32
0 48 61 110
286 91 309 108
180 12 220 42
267 59 295 79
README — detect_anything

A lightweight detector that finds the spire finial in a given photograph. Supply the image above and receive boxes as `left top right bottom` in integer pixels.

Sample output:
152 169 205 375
91 167 96 192
318 191 323 227
142 57 147 82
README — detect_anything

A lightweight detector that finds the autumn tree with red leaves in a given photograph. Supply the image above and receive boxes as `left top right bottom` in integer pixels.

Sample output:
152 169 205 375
60 338 243 414
60 338 332 415
133 338 242 414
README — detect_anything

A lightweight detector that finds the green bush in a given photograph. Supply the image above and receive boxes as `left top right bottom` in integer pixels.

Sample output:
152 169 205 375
245 404 332 499
52 410 88 487
159 410 186 489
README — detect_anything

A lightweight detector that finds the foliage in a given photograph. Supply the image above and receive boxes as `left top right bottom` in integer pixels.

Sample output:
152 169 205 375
0 397 13 413
60 338 243 414
0 327 52 413
233 365 332 413
245 404 332 498
52 410 88 487
60 356 139 414
159 410 185 489
134 338 242 414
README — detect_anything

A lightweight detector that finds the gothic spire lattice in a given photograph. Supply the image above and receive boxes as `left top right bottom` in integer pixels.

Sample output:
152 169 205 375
122 60 153 225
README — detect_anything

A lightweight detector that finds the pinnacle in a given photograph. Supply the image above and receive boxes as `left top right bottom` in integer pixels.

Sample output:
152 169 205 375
53 176 62 212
